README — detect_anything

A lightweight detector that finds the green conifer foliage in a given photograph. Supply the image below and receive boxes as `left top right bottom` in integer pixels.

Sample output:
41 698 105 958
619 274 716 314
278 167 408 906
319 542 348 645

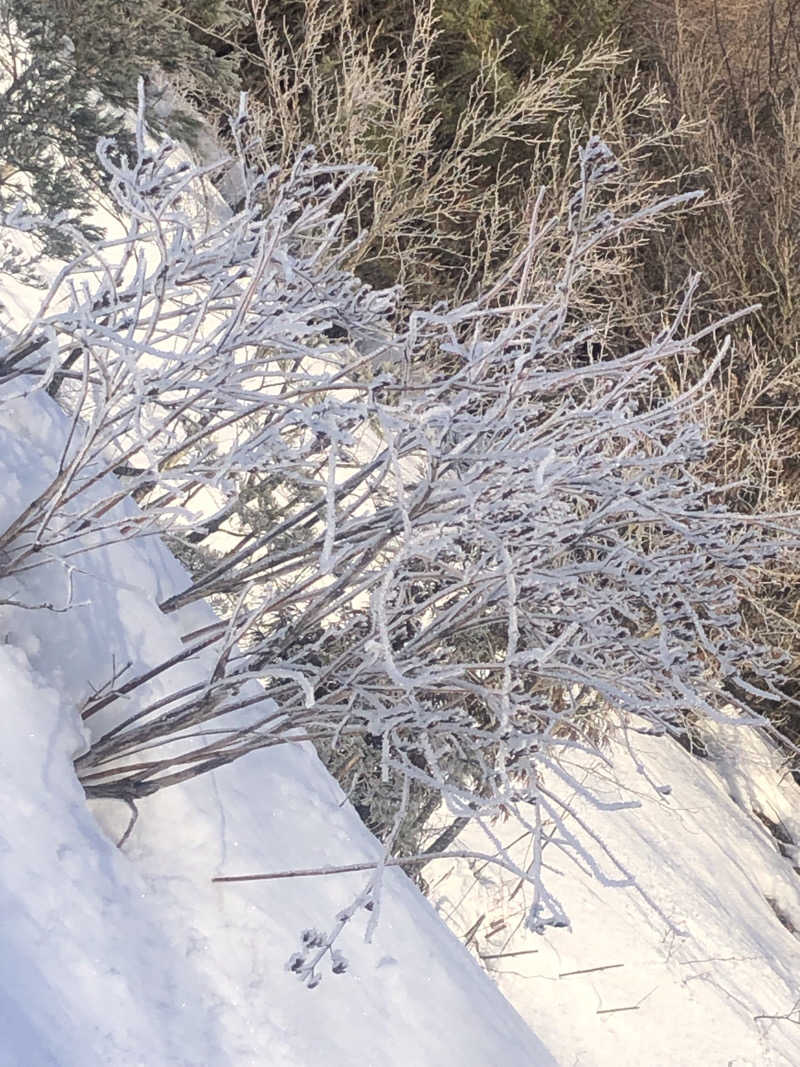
0 0 242 250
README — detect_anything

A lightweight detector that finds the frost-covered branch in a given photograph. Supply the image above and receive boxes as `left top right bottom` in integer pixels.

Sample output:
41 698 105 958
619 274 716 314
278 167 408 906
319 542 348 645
1 100 796 934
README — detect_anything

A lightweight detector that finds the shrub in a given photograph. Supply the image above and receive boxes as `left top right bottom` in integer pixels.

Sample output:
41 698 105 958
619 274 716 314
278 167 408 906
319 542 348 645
617 0 800 734
1 95 796 925
205 0 649 307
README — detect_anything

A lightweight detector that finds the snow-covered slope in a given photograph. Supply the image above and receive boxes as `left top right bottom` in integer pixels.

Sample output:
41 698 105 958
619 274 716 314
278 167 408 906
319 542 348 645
0 381 555 1066
430 726 800 1066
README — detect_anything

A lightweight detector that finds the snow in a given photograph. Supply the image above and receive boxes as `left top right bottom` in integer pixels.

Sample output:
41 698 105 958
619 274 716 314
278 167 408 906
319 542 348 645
429 724 800 1066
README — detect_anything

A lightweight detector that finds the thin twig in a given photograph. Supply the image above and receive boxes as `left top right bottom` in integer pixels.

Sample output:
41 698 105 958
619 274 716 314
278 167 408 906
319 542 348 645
560 963 625 978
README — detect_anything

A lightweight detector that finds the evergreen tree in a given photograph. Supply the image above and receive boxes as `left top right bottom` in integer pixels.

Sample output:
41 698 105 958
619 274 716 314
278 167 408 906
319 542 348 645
0 0 243 251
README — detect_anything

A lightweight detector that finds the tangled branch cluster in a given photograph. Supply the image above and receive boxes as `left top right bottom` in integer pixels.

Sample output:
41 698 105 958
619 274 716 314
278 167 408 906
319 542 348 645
0 93 795 929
